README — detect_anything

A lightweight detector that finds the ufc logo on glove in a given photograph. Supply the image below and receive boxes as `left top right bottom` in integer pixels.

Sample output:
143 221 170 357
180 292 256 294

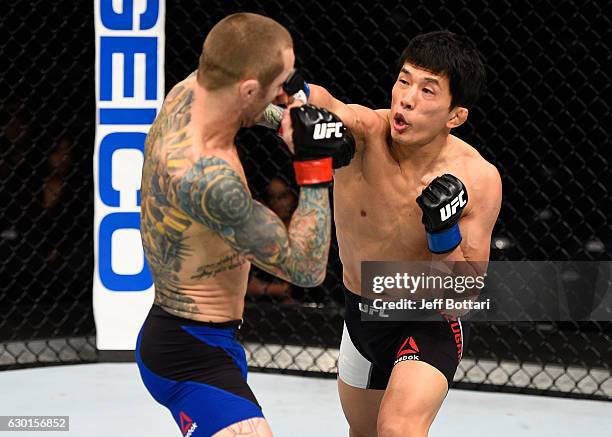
440 190 467 221
313 122 343 139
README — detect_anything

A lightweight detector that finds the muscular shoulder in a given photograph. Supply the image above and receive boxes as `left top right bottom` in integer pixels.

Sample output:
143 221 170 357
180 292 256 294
160 73 196 121
165 72 197 102
374 108 391 119
459 141 500 185
451 137 502 214
345 105 388 150
349 106 388 133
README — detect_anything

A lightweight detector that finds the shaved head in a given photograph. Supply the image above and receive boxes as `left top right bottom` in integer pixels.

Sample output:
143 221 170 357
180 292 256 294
197 13 293 91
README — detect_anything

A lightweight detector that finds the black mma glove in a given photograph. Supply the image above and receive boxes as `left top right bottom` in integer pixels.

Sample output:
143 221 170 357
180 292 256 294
416 174 468 254
283 69 310 103
331 134 355 169
290 104 355 186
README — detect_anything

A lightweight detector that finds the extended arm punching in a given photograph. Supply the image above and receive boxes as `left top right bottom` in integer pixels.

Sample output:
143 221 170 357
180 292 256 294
260 82 379 156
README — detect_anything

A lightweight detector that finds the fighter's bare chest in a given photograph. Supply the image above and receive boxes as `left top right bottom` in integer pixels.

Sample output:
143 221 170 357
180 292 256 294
333 163 429 257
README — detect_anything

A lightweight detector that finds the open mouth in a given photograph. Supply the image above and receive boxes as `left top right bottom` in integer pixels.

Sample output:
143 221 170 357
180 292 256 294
393 113 410 132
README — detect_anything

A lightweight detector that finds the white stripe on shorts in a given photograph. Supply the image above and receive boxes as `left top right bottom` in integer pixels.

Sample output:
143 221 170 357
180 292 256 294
338 323 373 389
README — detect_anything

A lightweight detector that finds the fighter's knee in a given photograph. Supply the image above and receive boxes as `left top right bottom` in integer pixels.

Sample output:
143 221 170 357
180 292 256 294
377 416 428 437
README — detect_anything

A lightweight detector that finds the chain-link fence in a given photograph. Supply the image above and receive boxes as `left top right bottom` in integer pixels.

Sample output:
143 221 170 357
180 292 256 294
1 1 97 368
1 0 610 400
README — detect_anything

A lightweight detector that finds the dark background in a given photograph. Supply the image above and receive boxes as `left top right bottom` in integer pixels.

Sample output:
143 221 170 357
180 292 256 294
1 0 610 398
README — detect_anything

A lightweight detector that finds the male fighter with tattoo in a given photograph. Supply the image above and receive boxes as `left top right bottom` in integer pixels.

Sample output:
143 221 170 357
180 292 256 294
135 13 354 437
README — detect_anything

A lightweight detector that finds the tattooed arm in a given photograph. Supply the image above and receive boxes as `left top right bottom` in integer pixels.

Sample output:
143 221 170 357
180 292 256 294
256 104 284 130
175 156 331 287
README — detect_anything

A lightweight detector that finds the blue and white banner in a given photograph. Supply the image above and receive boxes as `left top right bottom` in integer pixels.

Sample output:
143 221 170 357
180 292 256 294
93 0 165 350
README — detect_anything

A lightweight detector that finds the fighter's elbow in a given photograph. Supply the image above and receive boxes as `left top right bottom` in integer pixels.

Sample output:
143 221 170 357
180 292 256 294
292 267 326 288
310 270 327 287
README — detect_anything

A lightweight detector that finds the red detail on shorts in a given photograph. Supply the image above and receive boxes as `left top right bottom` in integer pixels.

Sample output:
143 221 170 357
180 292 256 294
179 411 193 435
293 158 333 185
396 336 420 358
449 321 463 362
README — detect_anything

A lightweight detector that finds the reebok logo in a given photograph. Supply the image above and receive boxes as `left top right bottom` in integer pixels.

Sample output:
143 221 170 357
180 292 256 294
394 336 420 364
179 411 198 437
313 121 343 139
440 190 466 221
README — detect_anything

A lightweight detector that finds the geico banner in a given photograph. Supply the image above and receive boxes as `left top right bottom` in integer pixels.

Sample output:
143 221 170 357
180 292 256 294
93 0 165 350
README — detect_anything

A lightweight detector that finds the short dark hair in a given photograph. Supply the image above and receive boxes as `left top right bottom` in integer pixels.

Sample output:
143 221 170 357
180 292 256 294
396 31 486 109
198 13 293 90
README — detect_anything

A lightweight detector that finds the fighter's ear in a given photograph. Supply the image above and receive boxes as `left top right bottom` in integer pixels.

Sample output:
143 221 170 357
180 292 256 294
239 79 261 101
447 107 468 129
